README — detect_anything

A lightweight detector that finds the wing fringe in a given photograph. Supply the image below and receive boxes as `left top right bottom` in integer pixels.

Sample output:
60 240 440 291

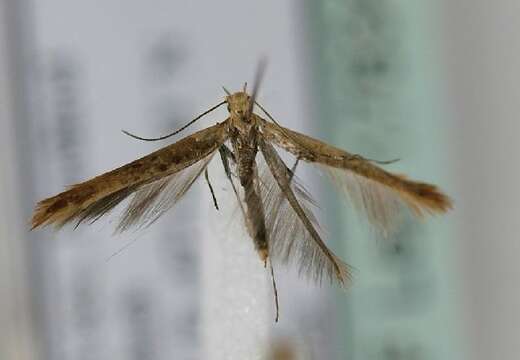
258 141 352 286
31 121 228 229
260 120 452 235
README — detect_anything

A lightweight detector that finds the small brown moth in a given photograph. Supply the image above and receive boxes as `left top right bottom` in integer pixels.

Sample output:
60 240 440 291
31 63 452 321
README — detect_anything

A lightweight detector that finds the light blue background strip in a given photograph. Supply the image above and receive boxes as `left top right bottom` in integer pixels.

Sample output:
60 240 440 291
305 1 464 359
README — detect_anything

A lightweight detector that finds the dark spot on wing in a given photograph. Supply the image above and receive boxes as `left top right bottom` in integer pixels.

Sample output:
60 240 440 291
47 198 68 213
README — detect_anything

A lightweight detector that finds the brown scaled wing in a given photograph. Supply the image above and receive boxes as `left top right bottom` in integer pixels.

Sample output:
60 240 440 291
259 119 452 235
31 121 229 230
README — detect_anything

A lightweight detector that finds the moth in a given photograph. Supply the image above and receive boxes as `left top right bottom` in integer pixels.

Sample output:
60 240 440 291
31 65 452 320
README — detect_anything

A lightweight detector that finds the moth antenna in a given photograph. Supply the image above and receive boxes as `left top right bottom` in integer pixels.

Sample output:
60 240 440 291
348 154 401 165
204 168 219 210
243 82 247 92
257 102 398 166
369 157 400 165
222 86 231 95
269 258 280 323
246 58 268 119
121 100 227 142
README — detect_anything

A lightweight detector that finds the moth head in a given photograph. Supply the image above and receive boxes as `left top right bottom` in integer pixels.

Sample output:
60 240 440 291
226 91 252 122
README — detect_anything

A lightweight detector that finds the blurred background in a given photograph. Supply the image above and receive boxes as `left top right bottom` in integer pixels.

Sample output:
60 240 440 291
0 0 518 359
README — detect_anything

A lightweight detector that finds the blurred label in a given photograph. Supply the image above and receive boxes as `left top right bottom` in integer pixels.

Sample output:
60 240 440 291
30 4 199 359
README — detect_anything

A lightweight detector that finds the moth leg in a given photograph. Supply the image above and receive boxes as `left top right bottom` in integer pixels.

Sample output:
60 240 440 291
204 168 219 210
287 158 300 181
207 143 237 210
218 144 235 177
269 258 280 323
218 144 239 193
219 144 237 175
218 145 246 216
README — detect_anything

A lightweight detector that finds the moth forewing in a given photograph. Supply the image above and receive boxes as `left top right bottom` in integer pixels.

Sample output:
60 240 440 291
259 119 453 234
31 121 229 230
115 151 217 232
